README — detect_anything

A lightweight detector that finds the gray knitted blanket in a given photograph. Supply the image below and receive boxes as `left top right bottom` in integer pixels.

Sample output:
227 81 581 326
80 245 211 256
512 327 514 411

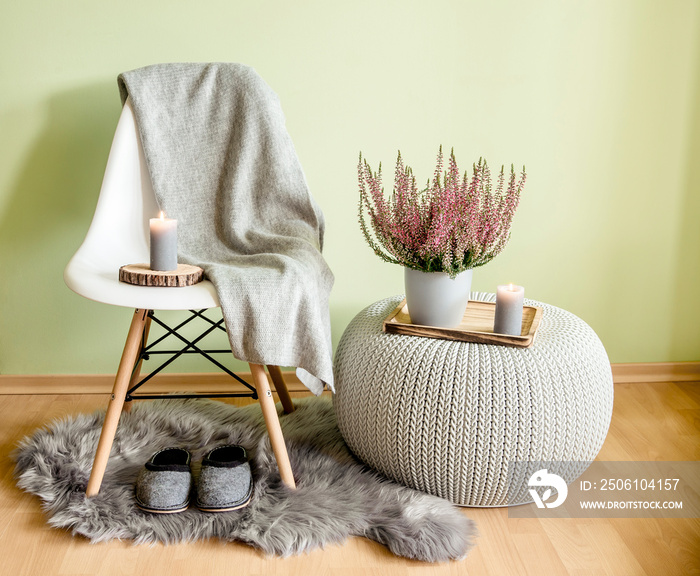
118 63 334 394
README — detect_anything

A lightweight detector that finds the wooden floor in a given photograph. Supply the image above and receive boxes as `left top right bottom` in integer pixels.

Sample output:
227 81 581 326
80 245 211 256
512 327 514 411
0 382 698 576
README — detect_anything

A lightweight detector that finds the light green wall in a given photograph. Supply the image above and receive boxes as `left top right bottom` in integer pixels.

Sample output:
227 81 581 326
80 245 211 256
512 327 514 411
1 0 698 376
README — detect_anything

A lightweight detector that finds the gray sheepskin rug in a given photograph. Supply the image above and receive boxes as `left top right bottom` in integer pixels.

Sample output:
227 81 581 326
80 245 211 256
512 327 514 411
13 396 476 561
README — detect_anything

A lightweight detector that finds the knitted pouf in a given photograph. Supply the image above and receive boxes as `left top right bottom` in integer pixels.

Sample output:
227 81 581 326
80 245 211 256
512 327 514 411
333 293 614 507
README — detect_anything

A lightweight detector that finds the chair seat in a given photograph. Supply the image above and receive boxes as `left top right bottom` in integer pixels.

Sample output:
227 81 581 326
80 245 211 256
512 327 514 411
65 255 220 310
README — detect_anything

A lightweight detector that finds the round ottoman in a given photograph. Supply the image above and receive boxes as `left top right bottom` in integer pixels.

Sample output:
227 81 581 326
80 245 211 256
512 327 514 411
333 293 614 506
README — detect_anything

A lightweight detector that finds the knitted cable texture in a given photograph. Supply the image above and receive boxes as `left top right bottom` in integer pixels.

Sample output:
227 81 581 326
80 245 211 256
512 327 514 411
333 293 614 507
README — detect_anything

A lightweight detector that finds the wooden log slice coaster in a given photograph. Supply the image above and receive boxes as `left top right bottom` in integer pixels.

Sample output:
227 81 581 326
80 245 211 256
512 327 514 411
119 263 204 287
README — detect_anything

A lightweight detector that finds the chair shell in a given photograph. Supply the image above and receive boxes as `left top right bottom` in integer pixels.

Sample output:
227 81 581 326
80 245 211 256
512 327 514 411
64 97 219 311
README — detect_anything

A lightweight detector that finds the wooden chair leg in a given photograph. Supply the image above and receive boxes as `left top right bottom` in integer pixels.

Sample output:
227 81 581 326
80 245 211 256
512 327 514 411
122 314 152 414
86 309 150 497
266 364 295 414
249 363 296 489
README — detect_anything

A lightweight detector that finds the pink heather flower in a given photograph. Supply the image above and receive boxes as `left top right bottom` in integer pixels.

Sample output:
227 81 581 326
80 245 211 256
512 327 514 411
358 148 526 278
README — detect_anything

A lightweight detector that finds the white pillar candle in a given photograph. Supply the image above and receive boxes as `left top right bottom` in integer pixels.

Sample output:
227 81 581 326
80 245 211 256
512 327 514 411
149 211 178 271
494 284 525 336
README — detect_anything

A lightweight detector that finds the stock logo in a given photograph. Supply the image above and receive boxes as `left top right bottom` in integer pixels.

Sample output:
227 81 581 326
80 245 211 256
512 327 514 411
528 469 568 508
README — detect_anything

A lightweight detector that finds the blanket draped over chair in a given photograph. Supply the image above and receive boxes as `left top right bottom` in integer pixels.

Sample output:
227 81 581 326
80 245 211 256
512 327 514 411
118 63 334 394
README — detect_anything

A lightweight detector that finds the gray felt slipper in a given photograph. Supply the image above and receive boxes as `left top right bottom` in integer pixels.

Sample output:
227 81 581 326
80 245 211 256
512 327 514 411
196 445 253 512
134 447 193 514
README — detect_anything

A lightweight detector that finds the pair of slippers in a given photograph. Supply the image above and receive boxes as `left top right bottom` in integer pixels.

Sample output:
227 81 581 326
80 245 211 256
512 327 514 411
134 445 253 514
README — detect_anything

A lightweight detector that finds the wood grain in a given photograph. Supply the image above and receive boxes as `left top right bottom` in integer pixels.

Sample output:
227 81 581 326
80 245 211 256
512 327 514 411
249 362 296 489
3 364 698 395
86 308 149 496
0 371 309 395
612 361 700 383
119 263 204 287
0 381 698 575
383 299 542 347
266 364 296 414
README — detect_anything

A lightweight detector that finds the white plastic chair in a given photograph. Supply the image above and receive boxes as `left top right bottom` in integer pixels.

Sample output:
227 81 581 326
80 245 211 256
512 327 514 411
65 97 296 496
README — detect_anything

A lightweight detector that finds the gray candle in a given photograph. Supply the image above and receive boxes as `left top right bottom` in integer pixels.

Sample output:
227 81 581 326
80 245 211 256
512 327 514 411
494 284 524 335
149 212 178 271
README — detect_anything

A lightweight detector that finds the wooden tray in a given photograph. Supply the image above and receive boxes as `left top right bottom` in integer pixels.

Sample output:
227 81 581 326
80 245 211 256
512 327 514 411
119 263 204 287
383 299 543 348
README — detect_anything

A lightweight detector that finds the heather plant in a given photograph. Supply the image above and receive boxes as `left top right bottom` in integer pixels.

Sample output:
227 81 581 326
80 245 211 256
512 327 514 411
358 147 526 278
